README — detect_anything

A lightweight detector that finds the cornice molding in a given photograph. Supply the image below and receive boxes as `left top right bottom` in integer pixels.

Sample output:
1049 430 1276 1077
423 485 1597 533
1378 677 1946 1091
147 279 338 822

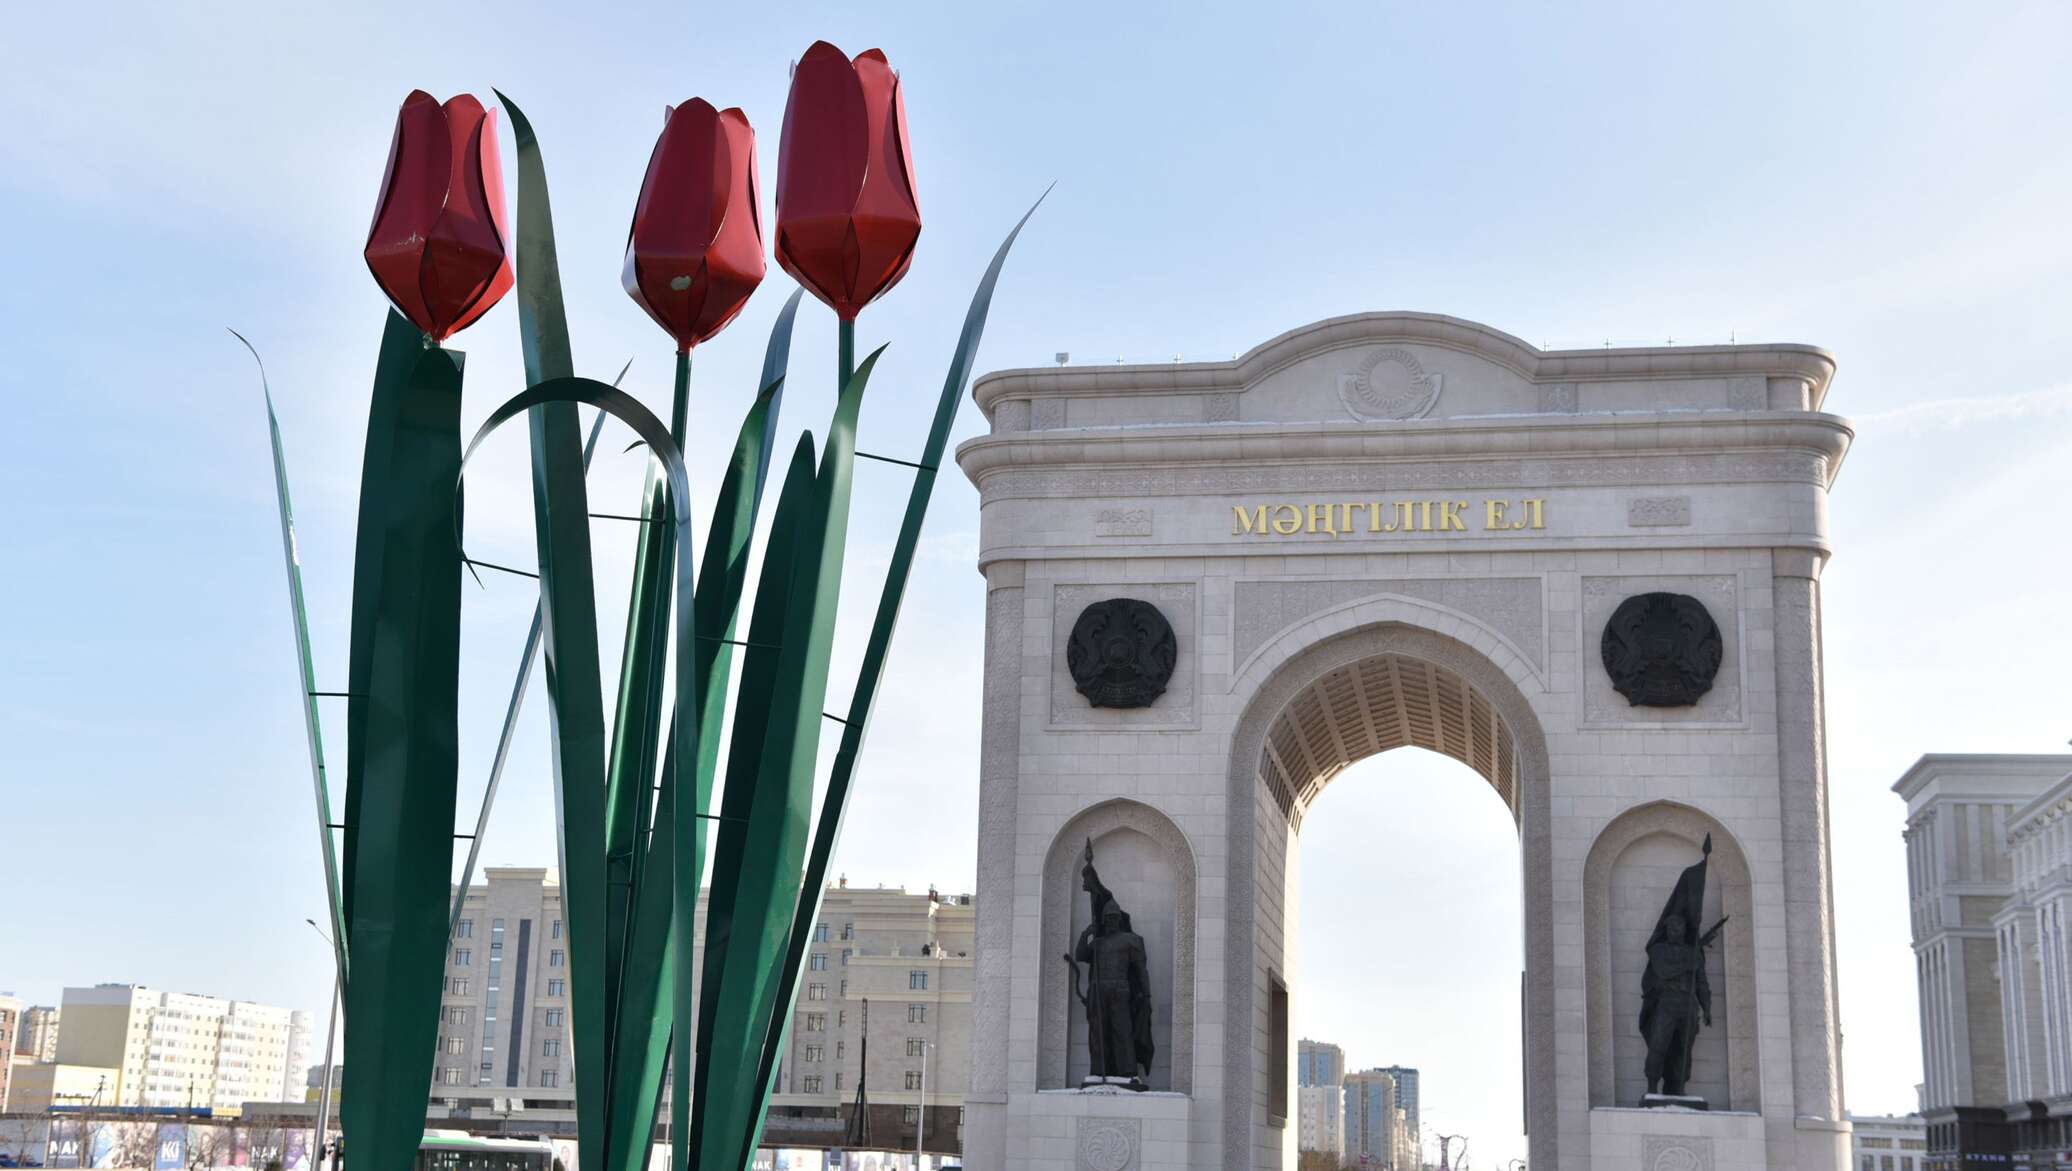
957 411 1854 494
973 311 1838 414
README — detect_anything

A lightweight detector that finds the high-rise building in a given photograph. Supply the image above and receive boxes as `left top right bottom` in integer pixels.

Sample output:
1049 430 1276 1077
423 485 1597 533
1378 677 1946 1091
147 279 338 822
431 870 977 1152
1342 1069 1398 1167
53 985 309 1110
1849 1114 1928 1171
1297 1083 1343 1159
436 867 571 1102
0 994 21 1111
1895 753 2072 1167
1372 1064 1420 1148
17 1005 60 1063
1297 1037 1345 1088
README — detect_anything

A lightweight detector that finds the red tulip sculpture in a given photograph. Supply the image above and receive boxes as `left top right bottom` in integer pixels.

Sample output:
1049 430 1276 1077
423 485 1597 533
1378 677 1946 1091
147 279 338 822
260 57 1040 1171
776 40 922 387
623 98 768 436
365 91 514 342
337 89 513 1171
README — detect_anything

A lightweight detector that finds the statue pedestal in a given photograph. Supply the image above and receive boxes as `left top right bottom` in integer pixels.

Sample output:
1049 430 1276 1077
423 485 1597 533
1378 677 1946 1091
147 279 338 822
1080 1075 1147 1092
1640 1093 1710 1111
1591 1106 1768 1171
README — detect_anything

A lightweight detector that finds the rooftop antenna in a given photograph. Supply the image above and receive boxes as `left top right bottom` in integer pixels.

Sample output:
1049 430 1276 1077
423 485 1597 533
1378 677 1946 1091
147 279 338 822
1055 352 1070 366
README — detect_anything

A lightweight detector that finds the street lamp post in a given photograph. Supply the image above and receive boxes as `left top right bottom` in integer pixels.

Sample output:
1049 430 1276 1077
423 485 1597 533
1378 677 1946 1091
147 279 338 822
305 919 341 1169
915 1039 933 1170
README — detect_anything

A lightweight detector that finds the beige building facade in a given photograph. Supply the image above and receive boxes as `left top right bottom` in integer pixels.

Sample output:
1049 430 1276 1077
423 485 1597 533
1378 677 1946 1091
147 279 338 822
17 1005 60 1064
52 984 311 1110
0 994 19 1111
1894 753 2072 1166
957 313 1855 1170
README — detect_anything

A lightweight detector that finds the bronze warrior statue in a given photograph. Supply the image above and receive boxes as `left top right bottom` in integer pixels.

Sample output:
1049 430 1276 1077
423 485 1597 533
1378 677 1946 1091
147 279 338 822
1640 833 1728 1102
1062 839 1154 1088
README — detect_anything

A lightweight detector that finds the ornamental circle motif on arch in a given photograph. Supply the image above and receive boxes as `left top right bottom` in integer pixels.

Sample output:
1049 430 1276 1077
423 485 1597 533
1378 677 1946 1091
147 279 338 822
1340 346 1444 421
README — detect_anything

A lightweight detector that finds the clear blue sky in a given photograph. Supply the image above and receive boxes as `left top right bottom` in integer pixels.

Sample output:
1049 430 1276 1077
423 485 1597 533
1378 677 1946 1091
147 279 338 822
4 2 2071 1163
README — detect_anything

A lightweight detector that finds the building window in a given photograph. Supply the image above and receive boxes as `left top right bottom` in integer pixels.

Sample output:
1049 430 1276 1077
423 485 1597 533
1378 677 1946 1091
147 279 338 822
480 1061 494 1072
540 1070 558 1087
445 1008 469 1025
550 950 564 967
545 1009 564 1027
803 1045 824 1063
908 1005 925 1024
441 1067 462 1086
840 980 848 998
904 1071 923 1091
906 1038 925 1057
547 979 565 997
454 948 472 966
801 1076 823 1094
493 918 506 930
447 978 471 996
805 1013 827 1032
456 919 473 938
814 923 829 942
806 984 828 1001
838 1011 846 1028
841 923 854 940
903 1106 920 1124
909 970 928 990
836 1040 845 1059
810 953 828 971
835 1073 844 1091
491 939 503 952
1268 972 1290 1124
444 1037 465 1055
542 1039 560 1057
842 948 852 966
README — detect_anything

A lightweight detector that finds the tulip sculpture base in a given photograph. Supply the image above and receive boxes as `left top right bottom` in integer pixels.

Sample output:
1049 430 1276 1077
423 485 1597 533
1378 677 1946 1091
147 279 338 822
256 75 1041 1171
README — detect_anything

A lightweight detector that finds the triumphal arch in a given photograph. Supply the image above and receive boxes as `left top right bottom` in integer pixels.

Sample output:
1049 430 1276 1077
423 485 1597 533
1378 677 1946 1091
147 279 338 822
955 313 1853 1171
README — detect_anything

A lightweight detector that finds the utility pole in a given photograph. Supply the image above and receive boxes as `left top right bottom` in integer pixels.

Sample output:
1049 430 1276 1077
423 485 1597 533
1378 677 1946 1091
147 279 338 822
915 1039 933 1170
306 918 341 1170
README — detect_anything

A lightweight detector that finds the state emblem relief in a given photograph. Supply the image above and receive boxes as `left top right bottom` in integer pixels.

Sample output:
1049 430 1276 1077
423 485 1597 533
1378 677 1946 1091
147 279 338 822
1339 346 1443 421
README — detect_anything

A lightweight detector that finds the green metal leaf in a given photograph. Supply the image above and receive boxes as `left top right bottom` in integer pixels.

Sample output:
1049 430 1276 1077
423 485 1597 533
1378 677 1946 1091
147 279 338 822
460 376 702 1169
236 328 350 994
448 402 611 945
694 347 883 1171
341 315 466 1171
751 192 1048 1140
600 291 804 1171
500 90 612 1171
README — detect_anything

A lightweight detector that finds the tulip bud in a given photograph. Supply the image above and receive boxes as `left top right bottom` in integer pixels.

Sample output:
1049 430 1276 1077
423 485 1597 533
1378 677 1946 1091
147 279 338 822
775 42 921 320
623 100 767 353
363 91 514 342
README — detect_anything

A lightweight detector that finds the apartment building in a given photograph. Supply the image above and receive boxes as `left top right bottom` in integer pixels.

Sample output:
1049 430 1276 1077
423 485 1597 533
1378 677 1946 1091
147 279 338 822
51 984 311 1110
435 867 573 1107
17 1005 59 1063
0 994 20 1111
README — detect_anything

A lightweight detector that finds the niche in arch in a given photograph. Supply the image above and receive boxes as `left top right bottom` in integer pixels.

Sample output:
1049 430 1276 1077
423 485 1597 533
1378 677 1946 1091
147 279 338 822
1584 801 1759 1111
1039 798 1197 1093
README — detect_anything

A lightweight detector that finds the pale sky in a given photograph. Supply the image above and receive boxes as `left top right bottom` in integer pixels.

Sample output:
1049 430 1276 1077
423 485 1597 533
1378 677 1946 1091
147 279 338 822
4 3 2072 1166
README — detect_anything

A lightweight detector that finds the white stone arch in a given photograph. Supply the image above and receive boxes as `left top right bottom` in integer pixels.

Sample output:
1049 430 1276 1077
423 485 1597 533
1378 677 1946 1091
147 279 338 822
1039 797 1200 1093
1583 800 1762 1112
1220 613 1559 1171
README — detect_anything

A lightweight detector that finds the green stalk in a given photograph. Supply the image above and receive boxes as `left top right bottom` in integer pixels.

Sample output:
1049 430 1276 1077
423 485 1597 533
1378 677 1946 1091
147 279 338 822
838 317 855 408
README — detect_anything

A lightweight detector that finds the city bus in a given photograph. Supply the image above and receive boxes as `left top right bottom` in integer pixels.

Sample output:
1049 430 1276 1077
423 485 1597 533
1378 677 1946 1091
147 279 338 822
414 1131 556 1171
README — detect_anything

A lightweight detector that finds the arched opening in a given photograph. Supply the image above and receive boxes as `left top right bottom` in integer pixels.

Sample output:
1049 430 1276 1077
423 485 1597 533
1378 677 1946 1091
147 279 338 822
1223 621 1556 1171
1270 655 1525 1166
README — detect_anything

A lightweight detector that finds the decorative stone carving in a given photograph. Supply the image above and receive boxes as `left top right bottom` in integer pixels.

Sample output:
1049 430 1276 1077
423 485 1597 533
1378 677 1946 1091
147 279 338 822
1726 376 1767 411
1627 495 1692 527
1067 599 1179 708
1094 508 1153 538
1338 346 1443 421
1234 577 1545 674
1601 592 1723 707
1203 392 1239 422
1076 1117 1141 1171
1642 1135 1713 1171
994 399 1030 433
1539 382 1578 413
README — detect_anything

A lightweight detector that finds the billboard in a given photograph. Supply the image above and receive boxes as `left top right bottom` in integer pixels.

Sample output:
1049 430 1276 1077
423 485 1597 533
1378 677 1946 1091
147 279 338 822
154 1124 187 1171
